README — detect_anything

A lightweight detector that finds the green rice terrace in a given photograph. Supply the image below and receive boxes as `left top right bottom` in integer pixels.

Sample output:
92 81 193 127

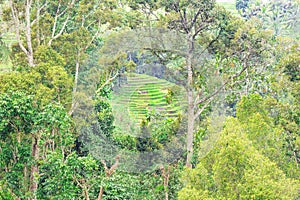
0 33 16 71
110 73 186 135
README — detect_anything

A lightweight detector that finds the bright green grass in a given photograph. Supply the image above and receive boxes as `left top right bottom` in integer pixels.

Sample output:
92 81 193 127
128 83 180 119
0 33 16 72
217 1 238 16
110 73 186 135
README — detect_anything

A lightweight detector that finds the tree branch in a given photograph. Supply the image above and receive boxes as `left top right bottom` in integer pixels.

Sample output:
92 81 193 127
195 63 250 106
48 0 75 46
194 96 214 120
31 1 48 26
189 8 202 33
9 0 28 55
95 72 119 94
98 155 120 200
50 0 62 41
83 21 101 51
25 0 34 66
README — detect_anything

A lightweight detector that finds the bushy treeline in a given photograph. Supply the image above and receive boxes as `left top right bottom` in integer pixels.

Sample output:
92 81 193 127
0 0 299 199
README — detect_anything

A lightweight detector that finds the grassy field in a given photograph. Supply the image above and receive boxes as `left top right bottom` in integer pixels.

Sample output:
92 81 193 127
110 73 186 135
217 0 238 16
0 33 15 71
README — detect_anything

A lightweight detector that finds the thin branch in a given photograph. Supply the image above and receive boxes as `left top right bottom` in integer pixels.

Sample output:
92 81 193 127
98 155 120 200
189 8 202 33
193 27 222 59
9 0 28 55
31 1 48 26
73 175 85 188
86 19 100 29
95 72 119 94
101 155 120 177
48 15 70 46
194 96 214 120
57 6 70 18
195 63 250 106
48 0 75 46
25 0 33 55
83 21 101 51
170 2 189 33
51 0 63 40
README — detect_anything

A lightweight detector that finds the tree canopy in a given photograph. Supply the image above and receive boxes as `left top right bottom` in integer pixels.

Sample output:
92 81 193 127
0 0 299 199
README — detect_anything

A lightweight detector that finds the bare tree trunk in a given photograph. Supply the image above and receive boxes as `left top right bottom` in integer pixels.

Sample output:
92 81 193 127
97 186 104 200
98 155 120 200
48 0 74 46
69 54 80 115
186 34 194 169
25 0 34 67
245 68 249 96
73 177 91 200
36 0 41 46
9 0 34 67
30 135 39 200
68 18 100 115
84 188 90 200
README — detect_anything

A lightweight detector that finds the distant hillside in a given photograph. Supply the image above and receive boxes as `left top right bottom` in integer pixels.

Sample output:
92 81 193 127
110 73 186 135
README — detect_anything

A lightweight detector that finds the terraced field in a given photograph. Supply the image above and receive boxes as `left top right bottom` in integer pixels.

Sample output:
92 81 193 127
0 33 15 71
110 73 186 135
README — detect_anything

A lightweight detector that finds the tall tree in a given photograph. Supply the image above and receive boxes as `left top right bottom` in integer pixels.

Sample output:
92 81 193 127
5 0 125 114
136 0 272 168
6 0 79 67
103 0 271 168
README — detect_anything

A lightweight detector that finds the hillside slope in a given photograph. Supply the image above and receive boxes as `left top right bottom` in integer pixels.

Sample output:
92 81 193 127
110 73 186 135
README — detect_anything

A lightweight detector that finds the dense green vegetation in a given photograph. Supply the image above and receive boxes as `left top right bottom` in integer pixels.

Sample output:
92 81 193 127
111 73 184 131
0 0 299 199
